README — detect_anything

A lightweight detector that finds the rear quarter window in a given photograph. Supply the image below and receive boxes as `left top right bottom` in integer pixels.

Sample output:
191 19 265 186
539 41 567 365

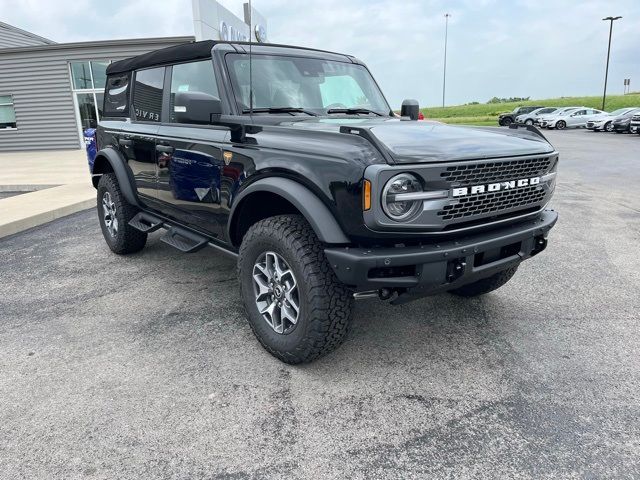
133 67 165 122
104 73 130 116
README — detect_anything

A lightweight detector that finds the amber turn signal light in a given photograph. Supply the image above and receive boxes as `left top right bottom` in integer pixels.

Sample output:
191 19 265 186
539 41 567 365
363 179 371 211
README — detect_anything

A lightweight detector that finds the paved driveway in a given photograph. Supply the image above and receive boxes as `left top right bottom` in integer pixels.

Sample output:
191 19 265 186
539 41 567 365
1 130 639 479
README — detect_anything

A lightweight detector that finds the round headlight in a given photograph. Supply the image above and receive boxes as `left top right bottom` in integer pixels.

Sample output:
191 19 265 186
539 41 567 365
382 173 423 221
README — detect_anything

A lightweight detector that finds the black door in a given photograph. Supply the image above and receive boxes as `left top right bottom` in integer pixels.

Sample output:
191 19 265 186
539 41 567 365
118 123 160 200
146 60 231 238
153 125 229 237
124 66 166 200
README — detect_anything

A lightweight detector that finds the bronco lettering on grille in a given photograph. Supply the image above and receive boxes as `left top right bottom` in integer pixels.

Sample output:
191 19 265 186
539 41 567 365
452 177 541 197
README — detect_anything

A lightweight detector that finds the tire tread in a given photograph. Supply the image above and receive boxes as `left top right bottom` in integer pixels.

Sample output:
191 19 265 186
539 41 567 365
238 215 353 364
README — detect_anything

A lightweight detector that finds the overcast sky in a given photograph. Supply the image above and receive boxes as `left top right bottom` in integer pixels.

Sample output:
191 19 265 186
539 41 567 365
1 0 638 108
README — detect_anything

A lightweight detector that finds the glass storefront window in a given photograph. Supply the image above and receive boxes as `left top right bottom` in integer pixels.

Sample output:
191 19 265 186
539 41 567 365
95 92 104 119
76 93 97 129
91 61 109 89
69 59 112 141
0 95 17 129
71 61 93 89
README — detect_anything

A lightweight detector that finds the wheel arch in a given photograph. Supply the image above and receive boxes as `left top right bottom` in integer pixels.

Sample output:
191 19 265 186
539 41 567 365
228 177 350 247
91 147 140 207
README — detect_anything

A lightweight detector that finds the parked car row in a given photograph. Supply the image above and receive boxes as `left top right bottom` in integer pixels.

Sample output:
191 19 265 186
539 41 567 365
498 106 640 133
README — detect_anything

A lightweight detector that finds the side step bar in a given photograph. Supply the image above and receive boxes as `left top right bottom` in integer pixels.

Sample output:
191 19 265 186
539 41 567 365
129 210 235 256
129 212 164 233
160 226 208 253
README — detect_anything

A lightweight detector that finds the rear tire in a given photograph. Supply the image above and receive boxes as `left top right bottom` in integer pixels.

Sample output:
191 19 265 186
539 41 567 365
238 215 353 364
449 266 518 297
97 173 147 254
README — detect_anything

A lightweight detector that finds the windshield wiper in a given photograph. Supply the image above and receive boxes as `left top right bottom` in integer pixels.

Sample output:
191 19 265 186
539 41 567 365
242 107 318 116
326 108 383 116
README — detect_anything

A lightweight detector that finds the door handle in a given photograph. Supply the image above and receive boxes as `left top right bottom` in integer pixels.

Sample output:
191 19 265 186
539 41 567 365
118 138 132 147
156 144 174 154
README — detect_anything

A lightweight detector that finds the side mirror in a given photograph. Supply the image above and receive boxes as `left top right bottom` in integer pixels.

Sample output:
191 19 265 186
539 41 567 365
401 99 420 121
174 91 222 125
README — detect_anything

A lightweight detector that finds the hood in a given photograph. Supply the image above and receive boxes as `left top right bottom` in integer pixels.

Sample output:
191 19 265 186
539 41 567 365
278 117 553 164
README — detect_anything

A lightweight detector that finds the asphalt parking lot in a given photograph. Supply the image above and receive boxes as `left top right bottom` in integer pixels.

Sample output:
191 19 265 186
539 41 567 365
1 129 639 479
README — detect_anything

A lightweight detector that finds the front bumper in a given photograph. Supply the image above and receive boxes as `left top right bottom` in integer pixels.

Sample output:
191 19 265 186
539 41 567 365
325 210 558 302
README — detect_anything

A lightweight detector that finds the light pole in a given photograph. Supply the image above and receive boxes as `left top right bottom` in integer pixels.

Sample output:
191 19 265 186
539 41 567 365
602 16 622 110
442 13 451 108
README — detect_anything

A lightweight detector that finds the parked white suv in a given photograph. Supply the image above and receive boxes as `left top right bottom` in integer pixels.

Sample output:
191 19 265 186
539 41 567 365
545 108 606 130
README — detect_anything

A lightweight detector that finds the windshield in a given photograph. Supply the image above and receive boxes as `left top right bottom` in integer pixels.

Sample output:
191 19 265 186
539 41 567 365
609 108 630 116
225 54 390 115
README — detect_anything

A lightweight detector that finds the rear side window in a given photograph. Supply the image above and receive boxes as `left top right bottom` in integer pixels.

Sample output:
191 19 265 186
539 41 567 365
104 73 130 116
133 67 165 122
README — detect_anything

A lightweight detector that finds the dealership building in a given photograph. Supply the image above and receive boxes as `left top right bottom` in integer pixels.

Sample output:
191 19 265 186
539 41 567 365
0 0 267 152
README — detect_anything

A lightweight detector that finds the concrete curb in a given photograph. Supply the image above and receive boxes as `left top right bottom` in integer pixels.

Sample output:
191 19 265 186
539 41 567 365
0 184 59 192
0 184 95 239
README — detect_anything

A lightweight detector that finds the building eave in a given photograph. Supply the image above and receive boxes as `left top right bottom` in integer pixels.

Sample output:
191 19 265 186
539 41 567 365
0 21 56 45
0 36 196 55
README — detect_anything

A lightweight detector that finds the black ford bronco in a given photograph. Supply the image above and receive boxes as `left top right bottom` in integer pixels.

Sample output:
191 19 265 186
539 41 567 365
91 40 558 363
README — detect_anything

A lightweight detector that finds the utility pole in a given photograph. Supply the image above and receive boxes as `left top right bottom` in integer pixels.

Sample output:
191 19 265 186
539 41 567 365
602 16 622 110
442 13 450 108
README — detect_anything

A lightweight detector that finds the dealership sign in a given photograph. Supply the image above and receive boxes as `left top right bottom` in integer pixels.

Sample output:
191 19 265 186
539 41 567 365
219 21 267 42
193 0 268 43
219 21 249 42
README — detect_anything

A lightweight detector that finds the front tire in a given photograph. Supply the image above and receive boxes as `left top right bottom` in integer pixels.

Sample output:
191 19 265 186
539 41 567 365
525 119 534 126
502 117 513 126
238 215 353 364
449 266 518 297
556 120 566 130
97 173 147 254
604 121 614 132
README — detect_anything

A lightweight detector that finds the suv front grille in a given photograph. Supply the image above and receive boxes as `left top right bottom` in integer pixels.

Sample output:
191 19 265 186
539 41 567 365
440 157 552 184
432 154 557 226
437 185 547 221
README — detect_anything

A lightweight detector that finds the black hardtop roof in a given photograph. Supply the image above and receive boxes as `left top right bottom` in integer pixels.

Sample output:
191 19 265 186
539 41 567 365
106 40 355 75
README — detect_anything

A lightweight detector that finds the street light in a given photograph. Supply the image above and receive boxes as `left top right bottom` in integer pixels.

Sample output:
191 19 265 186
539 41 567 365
602 16 622 110
442 13 451 108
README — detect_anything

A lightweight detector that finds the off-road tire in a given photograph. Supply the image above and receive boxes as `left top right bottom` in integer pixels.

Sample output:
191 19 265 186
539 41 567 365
449 266 518 297
238 215 353 364
97 173 147 254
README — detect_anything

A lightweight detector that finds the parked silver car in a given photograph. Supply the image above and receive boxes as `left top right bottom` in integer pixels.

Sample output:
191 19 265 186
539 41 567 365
586 108 638 132
545 108 606 130
515 107 558 125
537 107 581 128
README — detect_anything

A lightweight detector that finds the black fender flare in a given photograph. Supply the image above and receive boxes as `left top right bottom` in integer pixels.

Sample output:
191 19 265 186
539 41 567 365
93 147 140 207
229 177 350 245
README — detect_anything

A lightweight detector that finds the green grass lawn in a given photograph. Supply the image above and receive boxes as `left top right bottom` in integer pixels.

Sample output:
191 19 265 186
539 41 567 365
423 93 640 126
